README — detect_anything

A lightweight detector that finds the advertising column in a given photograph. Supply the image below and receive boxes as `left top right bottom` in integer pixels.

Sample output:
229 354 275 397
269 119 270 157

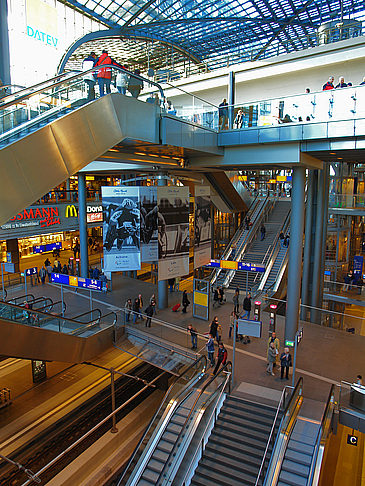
102 186 141 272
139 186 158 262
194 186 212 268
158 186 189 281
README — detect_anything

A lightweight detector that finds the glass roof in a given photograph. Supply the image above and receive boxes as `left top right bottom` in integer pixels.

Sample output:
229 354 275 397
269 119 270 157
63 0 365 72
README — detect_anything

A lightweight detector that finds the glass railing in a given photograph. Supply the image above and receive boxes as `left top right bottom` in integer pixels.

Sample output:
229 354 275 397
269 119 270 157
117 354 207 485
0 66 164 144
0 299 112 335
328 193 365 209
220 85 365 131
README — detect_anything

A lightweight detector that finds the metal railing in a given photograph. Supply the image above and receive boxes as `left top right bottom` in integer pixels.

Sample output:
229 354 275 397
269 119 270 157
307 384 337 485
259 378 303 486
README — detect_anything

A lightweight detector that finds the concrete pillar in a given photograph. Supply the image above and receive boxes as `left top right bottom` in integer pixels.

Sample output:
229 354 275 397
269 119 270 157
157 175 168 309
6 239 20 273
300 170 314 320
310 168 326 323
0 1 11 85
78 174 89 278
228 71 235 130
285 167 306 345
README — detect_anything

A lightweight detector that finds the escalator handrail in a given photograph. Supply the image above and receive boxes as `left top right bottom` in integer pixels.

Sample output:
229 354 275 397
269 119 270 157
306 384 336 485
259 377 304 486
34 300 66 314
71 311 118 335
155 362 232 485
7 293 35 305
117 354 207 485
0 66 164 111
70 308 102 321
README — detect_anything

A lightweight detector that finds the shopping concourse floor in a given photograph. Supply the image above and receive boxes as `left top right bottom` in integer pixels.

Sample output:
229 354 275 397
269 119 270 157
1 272 364 452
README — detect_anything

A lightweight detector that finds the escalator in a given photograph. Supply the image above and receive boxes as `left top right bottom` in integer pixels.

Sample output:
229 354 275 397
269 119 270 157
0 67 162 225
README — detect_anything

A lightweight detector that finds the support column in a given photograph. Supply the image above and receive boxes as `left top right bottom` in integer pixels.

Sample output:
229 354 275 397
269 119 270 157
300 170 314 320
285 167 306 345
78 174 89 278
310 168 326 323
66 178 71 201
0 0 11 85
318 163 330 309
228 71 235 130
157 175 168 310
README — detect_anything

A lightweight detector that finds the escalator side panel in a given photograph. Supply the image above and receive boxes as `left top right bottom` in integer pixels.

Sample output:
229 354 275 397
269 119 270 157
0 94 160 225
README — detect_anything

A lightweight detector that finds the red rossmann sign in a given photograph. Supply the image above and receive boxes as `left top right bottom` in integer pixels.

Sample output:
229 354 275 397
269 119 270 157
10 207 61 227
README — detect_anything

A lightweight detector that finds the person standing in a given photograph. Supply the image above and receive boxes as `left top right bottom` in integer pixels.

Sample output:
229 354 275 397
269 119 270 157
219 98 228 130
233 290 239 314
187 324 198 350
213 288 219 308
280 347 292 380
145 304 154 327
218 286 225 304
245 215 251 230
182 290 190 313
94 50 112 96
82 52 97 100
46 263 53 282
260 224 266 241
268 331 280 368
356 375 363 386
213 342 228 375
234 109 243 129
150 293 157 314
267 342 277 376
115 65 129 94
242 293 252 319
39 266 47 285
210 316 219 342
322 76 335 90
335 76 348 88
206 334 215 367
128 69 144 98
132 297 140 323
229 311 236 339
138 294 144 320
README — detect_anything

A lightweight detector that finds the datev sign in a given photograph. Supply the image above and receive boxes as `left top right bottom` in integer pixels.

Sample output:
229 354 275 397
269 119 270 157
26 0 58 48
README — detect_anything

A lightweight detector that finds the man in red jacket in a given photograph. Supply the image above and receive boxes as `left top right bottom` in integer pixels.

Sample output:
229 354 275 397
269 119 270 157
322 76 334 91
95 50 112 96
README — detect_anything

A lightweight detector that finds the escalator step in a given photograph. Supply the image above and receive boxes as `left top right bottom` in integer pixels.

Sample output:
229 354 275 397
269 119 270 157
279 470 307 486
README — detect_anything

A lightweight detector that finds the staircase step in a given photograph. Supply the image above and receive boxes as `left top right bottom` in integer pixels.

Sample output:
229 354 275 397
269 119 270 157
218 412 272 434
194 461 255 486
208 434 267 458
205 443 264 470
211 427 268 451
215 418 269 442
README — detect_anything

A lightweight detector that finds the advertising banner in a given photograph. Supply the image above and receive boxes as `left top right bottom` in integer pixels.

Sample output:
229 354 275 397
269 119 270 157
158 186 190 281
194 186 211 268
353 255 364 276
102 186 141 272
140 187 158 262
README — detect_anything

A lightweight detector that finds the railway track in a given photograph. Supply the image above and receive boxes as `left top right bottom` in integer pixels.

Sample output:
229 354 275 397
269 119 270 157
0 362 167 485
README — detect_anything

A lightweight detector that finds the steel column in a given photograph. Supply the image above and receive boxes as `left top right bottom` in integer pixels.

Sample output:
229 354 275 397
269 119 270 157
228 71 235 130
285 167 305 344
0 0 11 85
78 173 89 278
310 168 326 323
300 170 314 320
318 163 330 309
157 175 168 310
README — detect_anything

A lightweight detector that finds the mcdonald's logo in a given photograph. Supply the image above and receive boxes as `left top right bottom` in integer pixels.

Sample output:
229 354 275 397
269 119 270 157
65 205 78 218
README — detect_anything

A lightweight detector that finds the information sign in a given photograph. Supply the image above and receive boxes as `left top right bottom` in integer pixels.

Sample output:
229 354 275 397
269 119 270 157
51 273 102 292
237 319 262 338
6 252 12 264
3 263 15 273
33 242 62 254
206 259 265 273
238 262 265 273
26 267 38 276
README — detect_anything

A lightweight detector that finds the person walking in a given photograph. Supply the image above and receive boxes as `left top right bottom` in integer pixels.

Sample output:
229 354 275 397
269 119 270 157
206 334 215 367
132 297 140 323
229 311 236 339
94 50 112 96
125 298 132 322
46 263 53 282
144 304 154 327
138 294 144 320
82 51 97 100
128 69 144 98
242 293 252 319
280 347 292 380
233 290 239 314
150 293 157 314
187 324 198 350
209 316 219 342
213 288 219 308
182 290 190 313
218 98 228 130
39 266 47 284
260 224 266 241
218 286 225 304
213 342 228 375
267 342 277 376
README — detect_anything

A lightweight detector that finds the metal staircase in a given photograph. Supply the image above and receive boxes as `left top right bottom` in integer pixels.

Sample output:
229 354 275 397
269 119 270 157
227 200 291 292
190 396 281 486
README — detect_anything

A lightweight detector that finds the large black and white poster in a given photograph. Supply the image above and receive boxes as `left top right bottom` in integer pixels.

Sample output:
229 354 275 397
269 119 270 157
140 186 158 262
158 186 190 281
194 186 211 268
102 186 141 272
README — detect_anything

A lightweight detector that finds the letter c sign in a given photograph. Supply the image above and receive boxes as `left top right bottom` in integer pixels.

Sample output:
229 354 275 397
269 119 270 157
347 434 358 446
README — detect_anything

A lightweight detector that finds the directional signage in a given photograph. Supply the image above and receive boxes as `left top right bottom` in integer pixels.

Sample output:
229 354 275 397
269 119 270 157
51 273 102 292
206 259 265 272
237 319 262 338
3 263 15 273
26 267 38 276
33 242 62 254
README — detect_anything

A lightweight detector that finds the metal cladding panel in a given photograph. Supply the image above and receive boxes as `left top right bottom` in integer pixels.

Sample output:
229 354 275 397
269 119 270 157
303 123 328 139
161 116 182 146
355 138 365 149
355 119 365 137
258 127 280 143
330 140 356 150
239 129 259 144
327 120 355 138
279 125 303 141
219 131 240 145
303 140 331 151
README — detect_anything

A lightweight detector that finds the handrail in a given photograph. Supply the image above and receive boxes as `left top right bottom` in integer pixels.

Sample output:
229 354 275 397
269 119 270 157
260 378 303 486
180 371 231 486
155 362 232 485
0 66 164 111
21 369 167 486
70 308 102 321
117 354 207 485
306 384 336 485
35 300 66 314
7 293 35 305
